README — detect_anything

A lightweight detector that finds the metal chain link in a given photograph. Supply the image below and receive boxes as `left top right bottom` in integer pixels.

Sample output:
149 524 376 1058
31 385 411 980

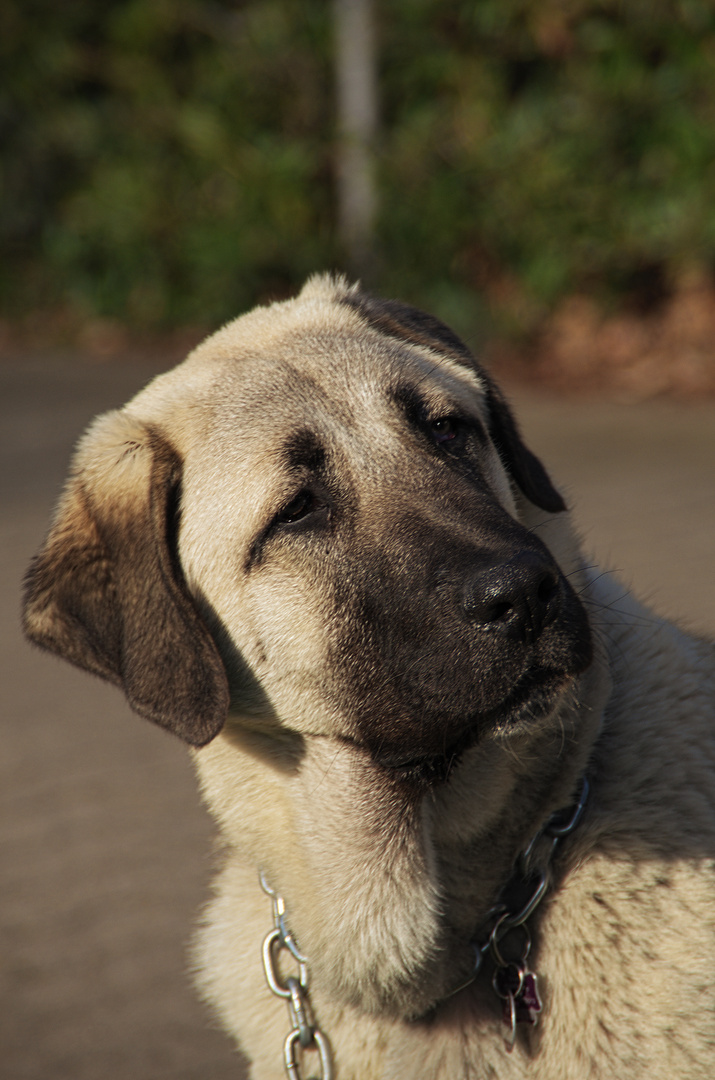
477 776 589 1050
442 776 589 1049
260 873 333 1080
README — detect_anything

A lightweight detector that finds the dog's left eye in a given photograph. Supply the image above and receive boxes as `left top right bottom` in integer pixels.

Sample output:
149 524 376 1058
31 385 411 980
277 490 321 525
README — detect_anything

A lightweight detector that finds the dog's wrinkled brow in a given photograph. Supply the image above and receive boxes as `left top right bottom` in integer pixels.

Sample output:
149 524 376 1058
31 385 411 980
279 428 326 473
390 383 427 422
388 377 486 430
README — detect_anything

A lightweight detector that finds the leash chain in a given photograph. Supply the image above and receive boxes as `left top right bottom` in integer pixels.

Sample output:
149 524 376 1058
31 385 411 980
260 872 333 1080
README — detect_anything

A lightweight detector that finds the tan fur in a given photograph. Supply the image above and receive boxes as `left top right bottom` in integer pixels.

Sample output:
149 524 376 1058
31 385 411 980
23 275 715 1078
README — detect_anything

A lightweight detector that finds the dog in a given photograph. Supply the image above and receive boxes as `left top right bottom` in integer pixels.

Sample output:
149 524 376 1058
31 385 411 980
24 275 715 1078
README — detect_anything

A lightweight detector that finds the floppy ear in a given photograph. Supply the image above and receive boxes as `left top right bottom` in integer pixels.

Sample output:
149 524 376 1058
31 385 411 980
342 290 566 514
481 376 566 514
22 411 229 746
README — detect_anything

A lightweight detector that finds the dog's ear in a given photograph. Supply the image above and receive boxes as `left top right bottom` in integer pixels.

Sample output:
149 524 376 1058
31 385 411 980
342 290 566 514
481 376 566 514
22 411 229 746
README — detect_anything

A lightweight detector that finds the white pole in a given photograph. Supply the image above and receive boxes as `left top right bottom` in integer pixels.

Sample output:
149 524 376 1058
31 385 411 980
333 0 378 275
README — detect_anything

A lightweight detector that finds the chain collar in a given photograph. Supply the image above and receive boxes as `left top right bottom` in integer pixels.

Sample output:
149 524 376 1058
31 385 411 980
259 775 589 1073
451 775 590 1049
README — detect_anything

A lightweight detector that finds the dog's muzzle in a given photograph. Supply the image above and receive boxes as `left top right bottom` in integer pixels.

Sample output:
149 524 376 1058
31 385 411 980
361 547 591 787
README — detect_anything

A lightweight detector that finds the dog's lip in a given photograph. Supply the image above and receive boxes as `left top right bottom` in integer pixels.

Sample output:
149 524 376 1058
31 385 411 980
489 665 569 728
375 730 473 779
373 667 572 782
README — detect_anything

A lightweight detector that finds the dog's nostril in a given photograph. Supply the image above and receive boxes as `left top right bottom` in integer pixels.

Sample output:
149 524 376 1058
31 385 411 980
537 574 559 607
482 599 512 624
462 554 561 644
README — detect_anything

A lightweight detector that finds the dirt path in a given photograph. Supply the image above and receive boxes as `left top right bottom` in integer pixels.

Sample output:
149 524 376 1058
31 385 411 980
1 354 713 1080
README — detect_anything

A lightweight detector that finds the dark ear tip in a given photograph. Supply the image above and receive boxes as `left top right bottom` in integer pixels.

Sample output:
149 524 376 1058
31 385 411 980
182 716 227 747
515 447 567 515
483 382 567 515
542 492 567 514
519 447 567 514
127 678 230 747
129 702 228 747
183 688 230 747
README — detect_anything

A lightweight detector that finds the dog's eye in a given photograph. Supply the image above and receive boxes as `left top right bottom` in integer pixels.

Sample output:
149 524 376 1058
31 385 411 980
277 490 320 525
430 417 459 444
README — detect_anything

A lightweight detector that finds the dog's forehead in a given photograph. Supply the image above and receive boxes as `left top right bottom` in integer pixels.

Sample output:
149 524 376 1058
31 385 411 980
208 329 486 423
130 314 489 462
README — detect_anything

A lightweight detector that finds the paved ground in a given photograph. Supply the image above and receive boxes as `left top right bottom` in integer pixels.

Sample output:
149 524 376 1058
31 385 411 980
1 352 713 1080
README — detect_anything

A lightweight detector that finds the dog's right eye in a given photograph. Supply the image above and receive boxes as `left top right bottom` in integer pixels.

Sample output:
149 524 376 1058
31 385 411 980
277 490 320 525
430 417 458 443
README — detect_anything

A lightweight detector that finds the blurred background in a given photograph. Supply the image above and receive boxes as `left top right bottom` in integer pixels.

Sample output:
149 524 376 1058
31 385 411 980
3 0 715 393
1 2 714 1078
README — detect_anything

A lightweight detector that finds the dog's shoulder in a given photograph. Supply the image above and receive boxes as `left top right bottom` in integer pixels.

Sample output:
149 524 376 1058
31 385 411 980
530 577 715 1076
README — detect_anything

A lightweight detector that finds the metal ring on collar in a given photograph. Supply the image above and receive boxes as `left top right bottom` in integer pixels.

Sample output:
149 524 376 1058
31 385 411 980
546 776 590 838
490 916 532 970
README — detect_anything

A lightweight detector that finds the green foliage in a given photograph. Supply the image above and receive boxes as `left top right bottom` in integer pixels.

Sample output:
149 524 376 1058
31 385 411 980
379 0 715 334
2 0 715 333
1 0 333 324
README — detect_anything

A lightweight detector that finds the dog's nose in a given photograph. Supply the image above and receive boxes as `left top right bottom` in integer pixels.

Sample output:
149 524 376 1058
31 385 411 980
462 552 561 644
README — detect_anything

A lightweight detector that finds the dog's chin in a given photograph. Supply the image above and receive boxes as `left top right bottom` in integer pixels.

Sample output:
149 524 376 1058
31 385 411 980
488 666 573 734
377 669 572 787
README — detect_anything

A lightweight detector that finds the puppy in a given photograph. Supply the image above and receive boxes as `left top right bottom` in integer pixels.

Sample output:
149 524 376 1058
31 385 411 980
24 276 715 1078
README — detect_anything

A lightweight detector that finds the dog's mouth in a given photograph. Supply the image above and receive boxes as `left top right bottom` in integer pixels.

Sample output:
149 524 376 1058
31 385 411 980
374 667 570 786
376 739 470 786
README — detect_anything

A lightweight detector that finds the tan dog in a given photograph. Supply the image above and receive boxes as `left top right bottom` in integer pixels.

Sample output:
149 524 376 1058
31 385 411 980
24 276 715 1079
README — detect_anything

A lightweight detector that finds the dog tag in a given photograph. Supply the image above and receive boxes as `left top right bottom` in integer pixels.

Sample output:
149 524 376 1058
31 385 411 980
500 970 542 1050
502 992 517 1051
514 971 542 1025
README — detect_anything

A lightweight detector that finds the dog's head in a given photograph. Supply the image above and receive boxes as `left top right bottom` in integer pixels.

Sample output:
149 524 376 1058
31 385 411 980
23 276 592 784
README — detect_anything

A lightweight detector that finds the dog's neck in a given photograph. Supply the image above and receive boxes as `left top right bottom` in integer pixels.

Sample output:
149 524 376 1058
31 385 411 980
195 622 612 1026
259 774 591 1062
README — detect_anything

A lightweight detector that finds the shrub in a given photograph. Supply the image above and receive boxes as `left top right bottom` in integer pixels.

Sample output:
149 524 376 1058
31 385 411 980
2 0 715 338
